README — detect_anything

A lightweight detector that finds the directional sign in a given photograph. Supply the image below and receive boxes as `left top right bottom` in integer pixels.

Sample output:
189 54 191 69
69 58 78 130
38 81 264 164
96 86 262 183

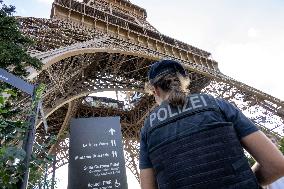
109 128 116 135
69 117 128 189
0 68 34 95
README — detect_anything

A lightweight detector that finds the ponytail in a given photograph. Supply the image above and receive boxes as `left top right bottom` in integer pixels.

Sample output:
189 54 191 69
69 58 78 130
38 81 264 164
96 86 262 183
145 73 190 107
167 75 187 106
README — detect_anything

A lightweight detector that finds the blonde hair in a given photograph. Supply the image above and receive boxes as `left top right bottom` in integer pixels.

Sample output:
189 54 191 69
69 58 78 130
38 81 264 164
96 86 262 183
145 73 190 107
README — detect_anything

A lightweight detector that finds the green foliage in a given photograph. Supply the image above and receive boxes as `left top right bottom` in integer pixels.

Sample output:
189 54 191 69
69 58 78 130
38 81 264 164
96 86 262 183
27 148 55 188
247 156 256 167
0 84 54 188
279 137 284 154
0 146 26 188
0 1 41 77
0 88 27 144
28 155 58 189
244 150 256 167
0 1 56 188
245 137 284 169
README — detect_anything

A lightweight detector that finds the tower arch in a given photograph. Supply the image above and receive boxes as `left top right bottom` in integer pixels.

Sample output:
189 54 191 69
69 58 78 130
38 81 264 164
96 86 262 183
17 0 283 183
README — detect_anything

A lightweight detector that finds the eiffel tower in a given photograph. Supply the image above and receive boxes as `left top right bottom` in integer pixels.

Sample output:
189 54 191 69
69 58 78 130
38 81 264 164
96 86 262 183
17 0 284 181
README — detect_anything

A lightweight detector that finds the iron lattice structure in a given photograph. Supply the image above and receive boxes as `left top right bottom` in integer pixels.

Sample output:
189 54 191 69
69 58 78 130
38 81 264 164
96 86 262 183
17 0 284 181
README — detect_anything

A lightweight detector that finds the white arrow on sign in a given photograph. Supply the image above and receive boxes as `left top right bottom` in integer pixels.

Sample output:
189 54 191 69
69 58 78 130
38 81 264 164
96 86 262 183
109 128 116 135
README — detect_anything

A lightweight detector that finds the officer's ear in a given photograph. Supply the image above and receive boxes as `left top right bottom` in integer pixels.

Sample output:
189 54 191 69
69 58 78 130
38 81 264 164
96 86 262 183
153 87 161 97
153 87 163 105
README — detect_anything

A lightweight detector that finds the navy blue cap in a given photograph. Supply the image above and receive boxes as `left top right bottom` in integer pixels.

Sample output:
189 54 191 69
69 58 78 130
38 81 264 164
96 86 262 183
148 60 186 84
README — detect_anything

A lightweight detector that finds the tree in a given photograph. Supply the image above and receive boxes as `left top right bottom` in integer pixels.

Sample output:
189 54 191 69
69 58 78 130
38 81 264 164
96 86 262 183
0 0 41 77
0 1 49 188
279 137 284 155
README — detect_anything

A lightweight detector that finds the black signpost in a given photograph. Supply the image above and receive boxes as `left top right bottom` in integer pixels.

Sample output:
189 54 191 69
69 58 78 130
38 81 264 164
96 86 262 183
0 68 34 95
69 117 128 189
18 87 39 189
0 68 46 189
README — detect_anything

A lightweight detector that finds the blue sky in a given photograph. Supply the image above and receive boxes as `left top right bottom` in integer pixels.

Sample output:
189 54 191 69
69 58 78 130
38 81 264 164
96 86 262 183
5 0 52 18
4 0 284 187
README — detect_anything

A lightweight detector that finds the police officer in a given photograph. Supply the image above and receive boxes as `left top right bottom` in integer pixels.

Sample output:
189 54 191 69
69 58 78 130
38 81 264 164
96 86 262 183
139 60 284 189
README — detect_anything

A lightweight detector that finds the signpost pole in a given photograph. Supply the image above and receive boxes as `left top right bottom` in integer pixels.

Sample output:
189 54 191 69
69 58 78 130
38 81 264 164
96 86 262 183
18 85 39 189
0 68 46 189
43 163 48 189
51 155 56 189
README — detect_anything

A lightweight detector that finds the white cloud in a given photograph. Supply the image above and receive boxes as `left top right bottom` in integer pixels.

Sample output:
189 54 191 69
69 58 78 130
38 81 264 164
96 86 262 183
212 37 284 100
132 0 284 101
36 0 53 4
17 8 27 15
247 28 261 38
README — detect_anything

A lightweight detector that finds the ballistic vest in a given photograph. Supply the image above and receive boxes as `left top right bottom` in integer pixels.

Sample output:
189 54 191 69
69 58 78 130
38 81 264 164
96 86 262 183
145 94 260 189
